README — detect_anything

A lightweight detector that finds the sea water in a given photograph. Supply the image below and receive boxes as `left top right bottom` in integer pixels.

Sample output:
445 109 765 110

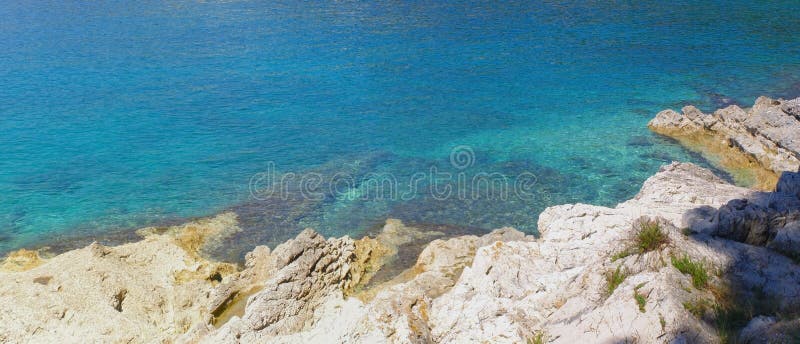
1 0 799 258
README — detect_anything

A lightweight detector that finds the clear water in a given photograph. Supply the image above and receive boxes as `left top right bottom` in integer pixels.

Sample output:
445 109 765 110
1 0 799 258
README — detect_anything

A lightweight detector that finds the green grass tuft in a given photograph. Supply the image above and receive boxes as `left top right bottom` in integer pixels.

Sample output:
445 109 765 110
611 250 632 262
683 299 712 318
671 254 709 289
634 290 647 313
527 331 546 344
609 218 669 263
605 266 627 296
633 218 669 254
714 303 750 344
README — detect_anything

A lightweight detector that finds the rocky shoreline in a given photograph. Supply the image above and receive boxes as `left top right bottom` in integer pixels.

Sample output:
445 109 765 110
2 97 800 343
649 96 800 190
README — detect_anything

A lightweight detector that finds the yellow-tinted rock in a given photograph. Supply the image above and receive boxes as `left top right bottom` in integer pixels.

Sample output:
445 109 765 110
648 127 780 190
649 97 800 191
0 213 247 343
0 249 44 272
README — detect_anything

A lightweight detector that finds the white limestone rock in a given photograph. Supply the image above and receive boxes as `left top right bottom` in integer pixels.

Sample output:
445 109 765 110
649 96 800 175
4 162 800 344
0 213 243 343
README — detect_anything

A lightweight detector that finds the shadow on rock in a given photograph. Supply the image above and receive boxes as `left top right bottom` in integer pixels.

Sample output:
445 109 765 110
681 170 800 342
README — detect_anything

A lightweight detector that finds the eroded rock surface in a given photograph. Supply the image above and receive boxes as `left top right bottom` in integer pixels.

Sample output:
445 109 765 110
3 163 800 343
199 163 800 343
0 213 243 343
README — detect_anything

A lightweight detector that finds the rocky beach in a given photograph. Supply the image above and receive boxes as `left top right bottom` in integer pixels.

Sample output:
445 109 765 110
1 97 799 343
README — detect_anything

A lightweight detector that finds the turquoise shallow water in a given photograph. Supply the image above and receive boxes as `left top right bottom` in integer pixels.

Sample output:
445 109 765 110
1 1 800 258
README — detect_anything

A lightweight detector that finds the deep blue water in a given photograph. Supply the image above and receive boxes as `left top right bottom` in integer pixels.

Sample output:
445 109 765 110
1 0 799 257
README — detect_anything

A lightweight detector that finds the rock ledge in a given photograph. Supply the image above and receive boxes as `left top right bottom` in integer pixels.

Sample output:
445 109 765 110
3 162 800 343
649 96 800 189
